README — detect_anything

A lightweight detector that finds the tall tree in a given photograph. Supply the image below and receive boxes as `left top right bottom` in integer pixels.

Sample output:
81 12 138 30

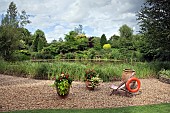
19 10 31 27
108 34 120 48
1 2 30 28
32 29 47 52
1 2 18 27
74 24 84 34
100 34 107 47
0 26 20 60
119 24 133 38
137 0 170 60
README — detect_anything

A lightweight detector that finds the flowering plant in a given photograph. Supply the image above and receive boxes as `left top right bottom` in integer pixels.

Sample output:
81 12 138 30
85 69 97 80
84 69 102 89
54 73 73 96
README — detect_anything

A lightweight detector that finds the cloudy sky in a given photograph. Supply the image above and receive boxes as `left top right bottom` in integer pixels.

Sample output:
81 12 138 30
0 0 145 42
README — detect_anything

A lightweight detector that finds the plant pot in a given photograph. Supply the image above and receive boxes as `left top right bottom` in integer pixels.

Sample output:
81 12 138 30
122 69 136 82
85 80 94 90
56 84 71 98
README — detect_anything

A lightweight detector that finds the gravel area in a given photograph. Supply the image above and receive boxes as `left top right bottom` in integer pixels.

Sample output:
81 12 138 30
0 74 170 112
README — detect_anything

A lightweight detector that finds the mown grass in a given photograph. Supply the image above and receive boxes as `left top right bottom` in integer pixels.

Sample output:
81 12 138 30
3 103 170 113
0 58 170 81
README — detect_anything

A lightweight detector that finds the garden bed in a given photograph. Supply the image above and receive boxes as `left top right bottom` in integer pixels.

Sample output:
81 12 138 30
0 74 170 112
159 75 170 84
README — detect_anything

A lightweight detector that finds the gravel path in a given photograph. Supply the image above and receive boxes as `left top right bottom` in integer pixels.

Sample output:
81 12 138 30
0 74 170 112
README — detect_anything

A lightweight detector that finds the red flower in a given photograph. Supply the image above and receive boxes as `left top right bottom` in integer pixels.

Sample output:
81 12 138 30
66 75 69 79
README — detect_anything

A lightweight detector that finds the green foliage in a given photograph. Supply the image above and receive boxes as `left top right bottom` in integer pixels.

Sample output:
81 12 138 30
74 24 84 34
158 69 170 78
32 29 47 52
32 63 49 79
42 43 59 56
92 37 101 50
64 31 78 42
37 38 44 51
12 52 30 61
19 10 31 27
100 34 107 47
109 48 122 60
31 52 54 59
1 60 170 81
84 69 97 80
103 44 111 50
56 80 70 95
48 62 86 81
65 52 75 59
137 0 170 61
1 2 30 28
54 73 73 95
87 75 102 89
0 26 20 60
119 24 133 39
0 57 7 73
84 69 102 89
1 2 18 27
108 35 120 48
77 38 89 51
87 48 96 59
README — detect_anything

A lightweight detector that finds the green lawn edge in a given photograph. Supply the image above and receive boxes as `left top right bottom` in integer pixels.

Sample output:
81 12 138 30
4 103 170 113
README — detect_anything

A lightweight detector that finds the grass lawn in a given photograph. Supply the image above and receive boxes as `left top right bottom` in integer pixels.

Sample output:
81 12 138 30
4 103 170 113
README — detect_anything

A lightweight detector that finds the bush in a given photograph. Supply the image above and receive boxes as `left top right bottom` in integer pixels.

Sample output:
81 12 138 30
87 48 96 59
65 52 75 59
109 48 121 59
12 52 30 61
31 52 54 59
0 57 7 73
103 44 111 50
158 69 170 78
33 63 49 79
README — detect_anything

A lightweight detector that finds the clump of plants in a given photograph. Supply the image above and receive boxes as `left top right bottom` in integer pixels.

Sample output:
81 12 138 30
54 72 73 96
158 69 170 79
84 69 102 90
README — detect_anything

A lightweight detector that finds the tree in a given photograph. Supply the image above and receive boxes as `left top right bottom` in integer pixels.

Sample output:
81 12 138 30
0 26 20 60
77 38 88 51
137 0 170 61
58 37 63 42
119 24 133 38
74 24 84 34
64 31 78 42
100 34 107 47
93 37 101 50
19 10 31 27
17 28 33 48
1 2 30 28
1 2 18 27
32 29 47 52
108 34 120 48
37 38 44 51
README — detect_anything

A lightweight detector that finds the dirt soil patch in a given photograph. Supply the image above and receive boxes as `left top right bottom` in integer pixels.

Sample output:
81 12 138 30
0 74 170 112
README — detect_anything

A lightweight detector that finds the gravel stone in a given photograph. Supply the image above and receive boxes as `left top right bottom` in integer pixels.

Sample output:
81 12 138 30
0 74 170 112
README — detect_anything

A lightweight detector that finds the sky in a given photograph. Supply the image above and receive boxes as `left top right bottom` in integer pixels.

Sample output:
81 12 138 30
0 0 145 43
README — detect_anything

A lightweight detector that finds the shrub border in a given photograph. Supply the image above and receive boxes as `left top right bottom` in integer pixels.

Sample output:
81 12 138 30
159 74 170 84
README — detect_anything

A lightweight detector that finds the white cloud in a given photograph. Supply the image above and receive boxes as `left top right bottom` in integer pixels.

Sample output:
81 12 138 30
0 0 145 42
